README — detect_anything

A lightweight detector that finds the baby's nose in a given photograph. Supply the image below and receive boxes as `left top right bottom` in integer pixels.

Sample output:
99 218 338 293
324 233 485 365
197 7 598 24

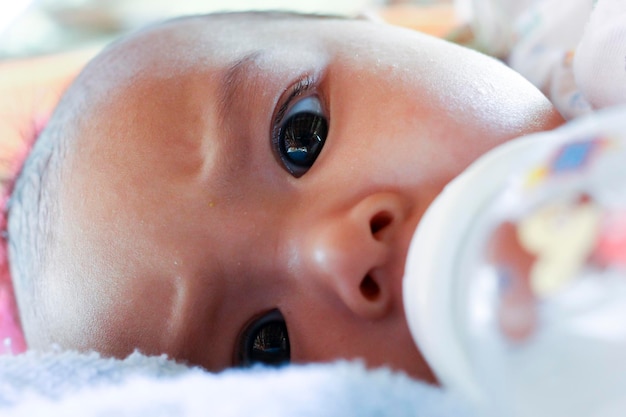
295 192 408 320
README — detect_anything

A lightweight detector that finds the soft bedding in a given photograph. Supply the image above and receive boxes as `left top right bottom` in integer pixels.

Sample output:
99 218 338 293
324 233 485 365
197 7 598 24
0 350 473 417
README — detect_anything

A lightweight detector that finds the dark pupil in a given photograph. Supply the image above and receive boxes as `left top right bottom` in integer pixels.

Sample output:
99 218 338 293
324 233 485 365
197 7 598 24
280 112 328 166
249 321 290 366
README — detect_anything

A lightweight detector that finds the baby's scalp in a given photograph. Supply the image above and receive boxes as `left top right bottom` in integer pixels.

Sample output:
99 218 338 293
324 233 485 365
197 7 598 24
6 11 562 379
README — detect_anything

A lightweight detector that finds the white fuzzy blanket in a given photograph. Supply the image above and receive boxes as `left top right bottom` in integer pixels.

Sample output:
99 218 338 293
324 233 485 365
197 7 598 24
0 350 474 416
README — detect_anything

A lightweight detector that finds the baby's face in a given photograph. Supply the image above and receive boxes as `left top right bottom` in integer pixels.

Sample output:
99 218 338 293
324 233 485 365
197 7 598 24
39 14 562 380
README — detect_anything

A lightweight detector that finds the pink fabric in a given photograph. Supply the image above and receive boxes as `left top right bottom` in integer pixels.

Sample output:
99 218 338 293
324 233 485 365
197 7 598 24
0 203 27 355
0 114 45 355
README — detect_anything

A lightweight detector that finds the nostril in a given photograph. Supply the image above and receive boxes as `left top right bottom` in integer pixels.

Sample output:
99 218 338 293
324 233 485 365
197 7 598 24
360 274 380 301
370 211 393 236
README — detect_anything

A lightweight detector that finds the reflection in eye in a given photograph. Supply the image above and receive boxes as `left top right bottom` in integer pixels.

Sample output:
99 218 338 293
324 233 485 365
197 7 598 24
275 95 328 178
237 309 290 367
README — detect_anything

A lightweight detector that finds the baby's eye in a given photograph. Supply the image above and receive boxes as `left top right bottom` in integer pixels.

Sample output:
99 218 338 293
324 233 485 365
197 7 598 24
274 95 328 177
236 309 290 367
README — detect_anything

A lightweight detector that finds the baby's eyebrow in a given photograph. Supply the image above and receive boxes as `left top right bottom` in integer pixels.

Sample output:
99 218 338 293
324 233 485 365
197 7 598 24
217 50 265 127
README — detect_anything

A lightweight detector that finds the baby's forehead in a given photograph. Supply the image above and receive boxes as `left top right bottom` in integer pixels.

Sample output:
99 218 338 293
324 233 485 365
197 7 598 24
63 14 339 159
95 13 339 79
74 13 351 112
134 13 342 52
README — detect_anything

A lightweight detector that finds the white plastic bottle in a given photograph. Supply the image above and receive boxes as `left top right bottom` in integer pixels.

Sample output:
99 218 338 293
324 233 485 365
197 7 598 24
403 107 626 417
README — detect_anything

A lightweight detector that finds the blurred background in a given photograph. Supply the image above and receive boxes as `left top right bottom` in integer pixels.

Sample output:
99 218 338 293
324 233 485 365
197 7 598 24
0 0 457 59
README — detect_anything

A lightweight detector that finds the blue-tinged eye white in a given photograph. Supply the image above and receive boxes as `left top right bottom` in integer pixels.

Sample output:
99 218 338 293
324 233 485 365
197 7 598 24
236 309 290 367
275 95 328 177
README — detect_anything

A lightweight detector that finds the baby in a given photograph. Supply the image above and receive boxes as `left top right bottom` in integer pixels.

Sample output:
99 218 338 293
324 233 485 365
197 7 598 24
1 11 562 383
